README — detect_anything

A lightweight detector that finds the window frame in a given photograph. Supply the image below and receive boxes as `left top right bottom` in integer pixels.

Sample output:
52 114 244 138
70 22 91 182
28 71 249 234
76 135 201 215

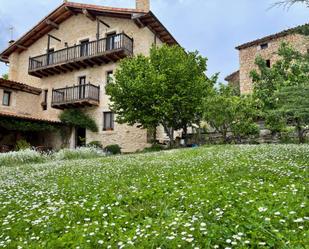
260 43 268 50
103 112 114 131
2 90 11 106
266 59 271 68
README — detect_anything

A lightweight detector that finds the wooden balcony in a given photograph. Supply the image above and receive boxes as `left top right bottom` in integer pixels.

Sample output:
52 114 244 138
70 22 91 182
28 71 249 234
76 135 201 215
28 33 133 78
51 83 100 109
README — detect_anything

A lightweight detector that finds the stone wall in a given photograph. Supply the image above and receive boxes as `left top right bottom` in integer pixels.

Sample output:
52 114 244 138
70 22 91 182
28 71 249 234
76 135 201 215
239 33 308 94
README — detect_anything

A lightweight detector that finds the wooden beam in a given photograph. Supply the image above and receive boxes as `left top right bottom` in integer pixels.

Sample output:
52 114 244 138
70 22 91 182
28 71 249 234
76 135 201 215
46 20 59 30
16 44 28 50
82 9 96 21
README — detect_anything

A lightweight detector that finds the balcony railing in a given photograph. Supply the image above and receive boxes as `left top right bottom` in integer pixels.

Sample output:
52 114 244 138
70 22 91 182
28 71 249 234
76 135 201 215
51 83 100 109
28 33 133 77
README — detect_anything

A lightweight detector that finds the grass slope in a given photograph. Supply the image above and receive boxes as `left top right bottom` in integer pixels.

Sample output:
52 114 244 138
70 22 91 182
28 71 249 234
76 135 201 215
0 145 308 248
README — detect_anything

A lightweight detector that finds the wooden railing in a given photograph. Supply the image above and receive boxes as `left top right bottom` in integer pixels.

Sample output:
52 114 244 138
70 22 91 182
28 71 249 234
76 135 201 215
29 33 133 71
52 83 100 105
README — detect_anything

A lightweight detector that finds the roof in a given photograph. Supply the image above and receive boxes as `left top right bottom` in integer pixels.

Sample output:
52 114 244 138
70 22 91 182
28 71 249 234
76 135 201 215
0 111 61 124
0 1 178 61
236 23 308 50
0 78 42 95
224 70 239 82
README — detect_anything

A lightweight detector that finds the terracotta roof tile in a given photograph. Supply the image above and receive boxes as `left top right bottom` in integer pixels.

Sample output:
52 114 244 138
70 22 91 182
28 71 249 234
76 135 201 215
0 78 42 95
236 23 308 50
0 111 61 124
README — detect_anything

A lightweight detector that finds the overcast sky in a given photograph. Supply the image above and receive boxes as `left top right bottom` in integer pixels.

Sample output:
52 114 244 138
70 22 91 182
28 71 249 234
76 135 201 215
0 0 308 82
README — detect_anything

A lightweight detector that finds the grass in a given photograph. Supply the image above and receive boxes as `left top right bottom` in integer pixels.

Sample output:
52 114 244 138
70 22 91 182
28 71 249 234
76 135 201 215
0 144 308 248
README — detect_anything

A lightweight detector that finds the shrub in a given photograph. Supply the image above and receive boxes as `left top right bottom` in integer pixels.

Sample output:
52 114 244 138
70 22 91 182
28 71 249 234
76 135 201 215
0 149 46 166
16 139 31 151
54 147 105 160
105 144 121 155
87 141 103 149
142 144 164 153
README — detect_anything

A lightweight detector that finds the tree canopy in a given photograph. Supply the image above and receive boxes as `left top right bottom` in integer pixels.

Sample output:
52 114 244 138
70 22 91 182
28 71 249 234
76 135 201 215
106 44 214 145
203 84 259 142
251 42 309 142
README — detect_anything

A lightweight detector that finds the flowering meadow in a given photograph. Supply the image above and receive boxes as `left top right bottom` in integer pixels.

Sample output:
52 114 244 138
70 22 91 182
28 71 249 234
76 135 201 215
0 144 308 248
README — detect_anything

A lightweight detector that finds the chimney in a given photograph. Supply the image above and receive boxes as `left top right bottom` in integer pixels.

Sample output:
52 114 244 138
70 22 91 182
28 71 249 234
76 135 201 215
136 0 150 12
8 40 15 46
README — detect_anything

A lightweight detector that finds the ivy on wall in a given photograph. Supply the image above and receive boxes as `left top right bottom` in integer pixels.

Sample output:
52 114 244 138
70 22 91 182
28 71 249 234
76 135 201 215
59 109 98 132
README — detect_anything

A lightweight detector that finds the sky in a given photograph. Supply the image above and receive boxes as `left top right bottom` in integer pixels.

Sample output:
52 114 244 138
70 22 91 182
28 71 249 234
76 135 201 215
0 0 308 82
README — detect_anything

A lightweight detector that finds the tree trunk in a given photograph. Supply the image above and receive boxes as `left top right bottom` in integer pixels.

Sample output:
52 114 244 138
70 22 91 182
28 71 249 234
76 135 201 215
296 120 305 144
163 124 174 148
222 128 228 144
183 125 188 146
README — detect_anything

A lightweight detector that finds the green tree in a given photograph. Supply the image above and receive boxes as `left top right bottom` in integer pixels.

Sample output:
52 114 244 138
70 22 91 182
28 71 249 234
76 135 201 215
251 42 309 141
203 85 259 143
2 73 8 80
275 85 309 143
106 45 214 146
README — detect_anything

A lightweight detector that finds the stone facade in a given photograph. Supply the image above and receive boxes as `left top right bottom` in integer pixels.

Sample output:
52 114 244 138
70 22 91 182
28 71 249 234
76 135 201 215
238 33 308 94
0 2 171 153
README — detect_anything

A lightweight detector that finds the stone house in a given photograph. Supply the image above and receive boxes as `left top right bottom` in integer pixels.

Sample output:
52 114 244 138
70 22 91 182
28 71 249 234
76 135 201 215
226 24 309 94
0 0 178 152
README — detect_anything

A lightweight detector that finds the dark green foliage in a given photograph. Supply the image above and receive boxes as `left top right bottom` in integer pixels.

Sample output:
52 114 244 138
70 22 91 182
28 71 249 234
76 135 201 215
105 144 121 155
16 140 31 151
203 85 259 142
275 85 309 142
251 42 309 142
0 117 58 132
106 44 214 146
142 144 164 153
2 74 8 80
87 141 103 149
59 109 98 132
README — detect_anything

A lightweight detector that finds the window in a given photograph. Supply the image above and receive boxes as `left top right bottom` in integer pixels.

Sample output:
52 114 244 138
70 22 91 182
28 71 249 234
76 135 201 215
42 89 48 111
260 43 268 50
266 59 271 68
2 91 11 106
103 112 114 131
106 71 114 84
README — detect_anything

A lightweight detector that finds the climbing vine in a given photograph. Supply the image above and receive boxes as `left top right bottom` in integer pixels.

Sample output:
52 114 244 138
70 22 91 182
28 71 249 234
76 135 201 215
59 109 98 132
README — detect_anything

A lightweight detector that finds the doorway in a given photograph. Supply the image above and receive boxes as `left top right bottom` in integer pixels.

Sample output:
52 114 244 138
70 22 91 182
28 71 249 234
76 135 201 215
106 32 116 50
76 127 86 147
78 76 86 99
80 39 89 57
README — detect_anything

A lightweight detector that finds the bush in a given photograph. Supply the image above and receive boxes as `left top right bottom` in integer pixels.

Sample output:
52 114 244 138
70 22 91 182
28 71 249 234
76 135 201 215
105 144 121 155
54 147 106 160
16 139 31 151
0 149 46 166
87 141 103 149
142 144 164 153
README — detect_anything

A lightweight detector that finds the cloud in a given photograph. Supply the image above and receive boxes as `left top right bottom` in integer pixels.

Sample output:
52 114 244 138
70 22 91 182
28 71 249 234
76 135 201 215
0 0 308 80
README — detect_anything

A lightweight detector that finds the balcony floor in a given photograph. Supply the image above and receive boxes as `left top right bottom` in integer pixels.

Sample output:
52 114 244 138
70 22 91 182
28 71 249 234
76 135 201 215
29 49 130 78
51 99 100 110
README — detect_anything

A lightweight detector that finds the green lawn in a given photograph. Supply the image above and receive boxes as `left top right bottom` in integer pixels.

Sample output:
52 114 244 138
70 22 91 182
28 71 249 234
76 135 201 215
0 145 308 248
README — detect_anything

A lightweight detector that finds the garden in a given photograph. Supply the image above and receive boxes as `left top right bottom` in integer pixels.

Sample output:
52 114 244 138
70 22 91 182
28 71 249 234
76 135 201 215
0 144 308 248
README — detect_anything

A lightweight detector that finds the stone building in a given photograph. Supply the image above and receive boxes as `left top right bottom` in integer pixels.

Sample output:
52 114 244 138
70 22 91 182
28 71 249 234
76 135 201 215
226 24 309 94
0 0 178 152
